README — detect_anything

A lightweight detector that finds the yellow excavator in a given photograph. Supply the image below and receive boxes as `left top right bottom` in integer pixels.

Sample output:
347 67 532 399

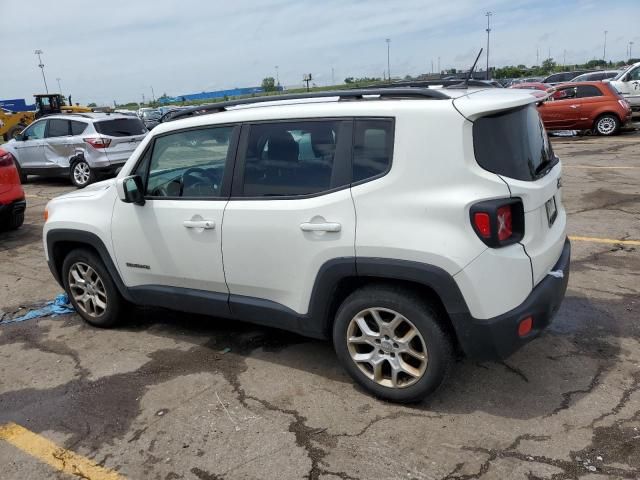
1 94 92 141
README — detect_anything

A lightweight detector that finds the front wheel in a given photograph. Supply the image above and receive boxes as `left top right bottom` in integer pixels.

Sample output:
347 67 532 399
62 248 123 328
333 286 453 403
594 114 620 136
70 159 95 188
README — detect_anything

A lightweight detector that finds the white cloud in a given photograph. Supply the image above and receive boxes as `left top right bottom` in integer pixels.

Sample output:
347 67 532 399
1 0 637 104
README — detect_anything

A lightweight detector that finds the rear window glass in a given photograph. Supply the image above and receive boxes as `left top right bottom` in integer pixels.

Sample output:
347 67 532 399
71 121 87 135
473 105 556 181
353 119 394 183
577 85 603 98
94 118 146 137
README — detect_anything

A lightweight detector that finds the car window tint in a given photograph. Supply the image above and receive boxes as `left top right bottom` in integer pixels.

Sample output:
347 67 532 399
576 85 603 98
24 121 46 140
70 121 88 135
47 119 69 137
629 67 640 81
145 126 236 198
352 120 394 183
241 120 346 197
94 118 146 137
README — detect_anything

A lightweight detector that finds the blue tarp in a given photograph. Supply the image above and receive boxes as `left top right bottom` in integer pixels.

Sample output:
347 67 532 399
0 99 35 112
2 294 75 325
159 85 284 104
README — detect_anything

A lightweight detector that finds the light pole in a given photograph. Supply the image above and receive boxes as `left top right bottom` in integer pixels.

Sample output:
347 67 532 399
34 50 48 93
485 12 492 80
603 30 608 61
275 65 280 86
150 86 156 104
385 38 391 83
630 41 634 60
331 67 334 85
56 77 63 95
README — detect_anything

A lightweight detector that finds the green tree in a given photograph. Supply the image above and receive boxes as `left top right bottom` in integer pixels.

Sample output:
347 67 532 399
344 77 354 84
87 102 97 107
541 58 556 71
585 59 607 68
261 77 276 92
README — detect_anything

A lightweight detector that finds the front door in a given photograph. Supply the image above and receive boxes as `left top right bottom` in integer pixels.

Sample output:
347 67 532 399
43 118 73 167
111 124 239 294
538 86 581 129
13 119 47 168
222 119 356 316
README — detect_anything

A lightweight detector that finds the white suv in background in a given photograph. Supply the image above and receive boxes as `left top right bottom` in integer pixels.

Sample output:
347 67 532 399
43 88 570 402
4 113 147 187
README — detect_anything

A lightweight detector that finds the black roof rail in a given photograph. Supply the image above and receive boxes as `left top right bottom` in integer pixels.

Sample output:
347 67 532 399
168 88 449 121
366 79 501 89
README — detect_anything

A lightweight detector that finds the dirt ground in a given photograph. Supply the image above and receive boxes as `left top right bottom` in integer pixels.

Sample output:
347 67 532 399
0 129 639 480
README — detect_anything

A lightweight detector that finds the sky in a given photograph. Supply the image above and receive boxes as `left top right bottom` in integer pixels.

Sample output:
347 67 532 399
2 0 639 105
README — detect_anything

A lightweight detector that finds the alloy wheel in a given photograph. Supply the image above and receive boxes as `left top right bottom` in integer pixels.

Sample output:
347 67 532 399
68 262 108 317
346 307 428 388
596 117 616 135
73 162 91 185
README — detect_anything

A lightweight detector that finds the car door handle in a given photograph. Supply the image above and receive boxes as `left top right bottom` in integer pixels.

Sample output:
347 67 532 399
569 105 581 109
300 222 341 232
183 220 215 229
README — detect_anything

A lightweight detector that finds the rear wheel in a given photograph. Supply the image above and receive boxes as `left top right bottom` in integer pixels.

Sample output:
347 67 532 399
3 123 27 142
594 114 620 136
62 248 123 328
70 159 95 188
333 286 454 403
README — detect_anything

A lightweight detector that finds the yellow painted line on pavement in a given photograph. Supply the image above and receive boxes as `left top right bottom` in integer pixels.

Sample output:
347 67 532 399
569 235 640 246
564 165 640 169
0 422 124 480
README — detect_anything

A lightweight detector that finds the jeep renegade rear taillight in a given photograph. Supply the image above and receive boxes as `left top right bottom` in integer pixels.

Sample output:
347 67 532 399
470 199 524 247
84 137 111 149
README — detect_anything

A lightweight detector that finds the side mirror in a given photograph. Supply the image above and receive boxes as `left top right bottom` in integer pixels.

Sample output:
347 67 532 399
14 133 24 141
116 175 145 205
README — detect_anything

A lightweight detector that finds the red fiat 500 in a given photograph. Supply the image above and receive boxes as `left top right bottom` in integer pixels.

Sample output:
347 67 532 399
538 81 632 135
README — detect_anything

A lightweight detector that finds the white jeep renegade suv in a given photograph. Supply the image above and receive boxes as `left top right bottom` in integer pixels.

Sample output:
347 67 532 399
43 88 570 402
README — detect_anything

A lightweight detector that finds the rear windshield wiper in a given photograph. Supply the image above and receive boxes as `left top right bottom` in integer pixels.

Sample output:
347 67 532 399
534 156 558 176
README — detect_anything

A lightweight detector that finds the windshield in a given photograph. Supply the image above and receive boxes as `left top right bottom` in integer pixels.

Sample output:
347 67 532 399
473 104 557 181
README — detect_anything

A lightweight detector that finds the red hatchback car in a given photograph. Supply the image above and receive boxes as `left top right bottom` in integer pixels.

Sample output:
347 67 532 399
538 81 632 135
0 147 26 230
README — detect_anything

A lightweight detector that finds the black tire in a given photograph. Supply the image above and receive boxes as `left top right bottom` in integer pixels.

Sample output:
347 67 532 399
332 285 454 403
3 123 26 142
70 158 95 188
593 114 620 136
62 248 123 328
7 210 24 230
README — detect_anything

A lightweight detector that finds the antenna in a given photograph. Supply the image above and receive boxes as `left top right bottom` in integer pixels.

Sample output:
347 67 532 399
448 48 484 90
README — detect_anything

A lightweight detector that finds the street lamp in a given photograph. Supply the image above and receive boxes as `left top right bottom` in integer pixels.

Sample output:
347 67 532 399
485 12 492 80
56 78 63 96
275 65 280 86
34 49 49 93
385 38 391 83
630 41 634 60
603 30 608 61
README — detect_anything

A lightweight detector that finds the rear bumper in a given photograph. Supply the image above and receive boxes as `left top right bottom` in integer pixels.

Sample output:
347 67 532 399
451 237 571 360
0 198 26 218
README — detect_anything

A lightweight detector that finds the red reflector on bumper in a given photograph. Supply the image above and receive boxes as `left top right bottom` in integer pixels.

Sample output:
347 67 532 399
518 316 533 337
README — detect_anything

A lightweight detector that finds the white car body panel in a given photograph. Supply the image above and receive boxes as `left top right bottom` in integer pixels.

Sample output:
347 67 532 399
609 62 640 107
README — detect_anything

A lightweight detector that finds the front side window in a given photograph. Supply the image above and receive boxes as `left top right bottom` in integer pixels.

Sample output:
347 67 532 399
23 121 46 140
141 126 236 198
352 119 394 183
240 120 347 197
553 87 577 100
629 67 640 81
47 119 70 137
576 85 603 98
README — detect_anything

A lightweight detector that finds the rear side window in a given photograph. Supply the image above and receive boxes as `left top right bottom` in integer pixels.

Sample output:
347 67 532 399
239 120 349 197
47 119 69 137
94 118 146 137
352 119 394 183
71 121 87 135
576 85 603 98
473 105 556 181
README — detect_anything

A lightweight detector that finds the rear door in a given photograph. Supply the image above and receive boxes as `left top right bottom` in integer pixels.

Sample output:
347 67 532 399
222 119 355 317
472 105 566 286
43 118 73 167
93 117 147 165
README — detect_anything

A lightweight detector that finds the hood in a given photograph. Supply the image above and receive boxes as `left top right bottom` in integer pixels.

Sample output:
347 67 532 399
55 178 115 200
452 88 546 121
